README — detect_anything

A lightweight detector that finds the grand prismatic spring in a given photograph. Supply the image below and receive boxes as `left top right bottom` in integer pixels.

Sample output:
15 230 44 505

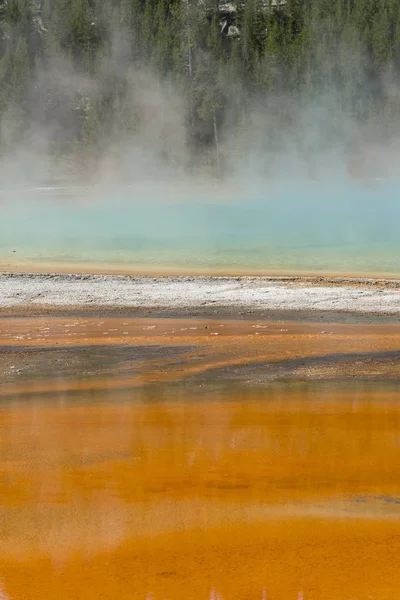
1 182 400 600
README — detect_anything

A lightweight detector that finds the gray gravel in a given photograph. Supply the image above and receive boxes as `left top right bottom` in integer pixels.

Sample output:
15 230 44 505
1 273 400 314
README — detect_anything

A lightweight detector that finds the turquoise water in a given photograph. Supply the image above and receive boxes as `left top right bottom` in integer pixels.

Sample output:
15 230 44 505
1 179 399 275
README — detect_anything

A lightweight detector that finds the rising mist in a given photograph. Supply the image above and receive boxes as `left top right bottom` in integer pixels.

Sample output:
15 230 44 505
0 0 400 275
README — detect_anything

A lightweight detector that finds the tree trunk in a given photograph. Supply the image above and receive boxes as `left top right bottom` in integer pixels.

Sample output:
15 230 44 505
213 113 220 179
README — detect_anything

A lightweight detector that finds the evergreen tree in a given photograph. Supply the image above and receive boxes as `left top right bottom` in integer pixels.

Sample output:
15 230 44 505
2 0 400 171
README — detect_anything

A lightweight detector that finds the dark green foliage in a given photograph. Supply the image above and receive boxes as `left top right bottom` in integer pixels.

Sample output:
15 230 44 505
1 0 400 168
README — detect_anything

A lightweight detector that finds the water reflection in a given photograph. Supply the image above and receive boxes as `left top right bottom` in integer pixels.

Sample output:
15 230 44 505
1 378 400 598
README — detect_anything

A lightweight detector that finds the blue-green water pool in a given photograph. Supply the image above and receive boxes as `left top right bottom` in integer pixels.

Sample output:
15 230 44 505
1 179 399 275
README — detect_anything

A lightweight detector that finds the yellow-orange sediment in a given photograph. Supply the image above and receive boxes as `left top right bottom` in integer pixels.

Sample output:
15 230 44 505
1 317 400 599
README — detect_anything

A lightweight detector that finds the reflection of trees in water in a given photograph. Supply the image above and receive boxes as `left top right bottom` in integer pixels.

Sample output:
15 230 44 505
0 580 9 600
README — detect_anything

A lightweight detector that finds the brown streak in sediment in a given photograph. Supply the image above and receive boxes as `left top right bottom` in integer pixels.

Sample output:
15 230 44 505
1 317 400 395
1 339 400 396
